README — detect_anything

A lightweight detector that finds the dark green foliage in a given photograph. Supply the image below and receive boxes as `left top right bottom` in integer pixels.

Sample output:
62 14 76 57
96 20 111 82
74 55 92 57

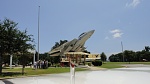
51 40 68 50
145 46 150 52
39 53 49 61
109 46 150 62
0 18 34 75
92 60 102 66
52 56 60 64
101 52 107 62
39 53 60 65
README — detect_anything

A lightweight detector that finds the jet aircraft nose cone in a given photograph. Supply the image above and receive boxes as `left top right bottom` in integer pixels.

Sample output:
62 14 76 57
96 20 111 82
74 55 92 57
91 30 95 33
89 30 95 34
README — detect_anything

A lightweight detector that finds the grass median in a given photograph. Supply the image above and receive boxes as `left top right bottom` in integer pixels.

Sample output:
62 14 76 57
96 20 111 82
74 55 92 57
100 62 150 69
1 67 87 78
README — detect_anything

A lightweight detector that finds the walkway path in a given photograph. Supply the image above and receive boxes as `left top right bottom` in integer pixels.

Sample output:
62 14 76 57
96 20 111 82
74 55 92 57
88 66 106 71
1 66 150 84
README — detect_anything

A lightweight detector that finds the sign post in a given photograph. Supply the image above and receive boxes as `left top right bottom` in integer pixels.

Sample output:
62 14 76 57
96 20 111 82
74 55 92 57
70 59 75 84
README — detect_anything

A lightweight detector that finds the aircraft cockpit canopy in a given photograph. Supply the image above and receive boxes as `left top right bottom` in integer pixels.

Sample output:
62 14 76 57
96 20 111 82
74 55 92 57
78 32 86 40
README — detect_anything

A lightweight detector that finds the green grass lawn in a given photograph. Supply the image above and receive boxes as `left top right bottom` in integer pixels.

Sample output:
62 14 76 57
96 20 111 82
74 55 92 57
1 67 87 78
100 62 124 69
100 62 150 69
1 62 150 78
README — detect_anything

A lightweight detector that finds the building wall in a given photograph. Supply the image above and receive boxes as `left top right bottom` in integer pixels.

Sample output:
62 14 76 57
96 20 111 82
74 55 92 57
85 54 101 62
88 54 101 59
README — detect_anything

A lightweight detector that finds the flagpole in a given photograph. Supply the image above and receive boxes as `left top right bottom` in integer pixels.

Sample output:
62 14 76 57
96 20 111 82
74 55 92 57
37 6 40 61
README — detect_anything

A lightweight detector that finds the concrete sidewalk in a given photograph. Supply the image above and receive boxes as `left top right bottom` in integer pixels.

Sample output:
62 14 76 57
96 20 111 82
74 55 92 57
1 66 150 84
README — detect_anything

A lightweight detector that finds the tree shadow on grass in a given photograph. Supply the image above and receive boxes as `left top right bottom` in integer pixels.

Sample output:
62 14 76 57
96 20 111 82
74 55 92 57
2 67 12 69
1 72 24 77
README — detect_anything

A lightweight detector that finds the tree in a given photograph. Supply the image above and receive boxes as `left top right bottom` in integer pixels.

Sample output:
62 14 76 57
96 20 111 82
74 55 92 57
0 19 18 74
145 46 150 52
16 29 34 74
101 52 107 62
124 50 135 63
108 46 150 62
51 40 68 50
135 51 142 61
0 19 34 75
109 54 113 62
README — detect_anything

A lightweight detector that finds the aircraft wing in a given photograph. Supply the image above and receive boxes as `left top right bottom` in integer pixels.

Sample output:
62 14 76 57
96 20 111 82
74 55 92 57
49 38 77 56
48 45 63 56
75 43 86 52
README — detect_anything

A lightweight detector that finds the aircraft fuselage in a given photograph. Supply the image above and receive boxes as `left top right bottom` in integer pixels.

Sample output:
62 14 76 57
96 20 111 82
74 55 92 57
49 30 95 56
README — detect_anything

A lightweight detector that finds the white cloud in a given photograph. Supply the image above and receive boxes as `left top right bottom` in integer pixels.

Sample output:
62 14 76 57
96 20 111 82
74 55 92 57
110 29 123 38
126 0 141 8
113 32 123 38
110 29 121 33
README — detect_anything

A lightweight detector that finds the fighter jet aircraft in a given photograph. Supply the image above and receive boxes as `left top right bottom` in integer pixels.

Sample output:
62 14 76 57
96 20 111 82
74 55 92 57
48 30 95 56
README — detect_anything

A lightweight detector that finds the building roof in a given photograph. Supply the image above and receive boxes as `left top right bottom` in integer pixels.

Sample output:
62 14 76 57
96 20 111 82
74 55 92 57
64 52 89 55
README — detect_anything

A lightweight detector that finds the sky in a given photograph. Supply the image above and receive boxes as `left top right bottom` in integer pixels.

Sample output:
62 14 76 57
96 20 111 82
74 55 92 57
0 0 150 57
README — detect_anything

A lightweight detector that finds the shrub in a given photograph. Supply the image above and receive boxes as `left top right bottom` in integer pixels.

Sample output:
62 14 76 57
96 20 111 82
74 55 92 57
88 62 92 66
48 62 51 67
92 60 102 66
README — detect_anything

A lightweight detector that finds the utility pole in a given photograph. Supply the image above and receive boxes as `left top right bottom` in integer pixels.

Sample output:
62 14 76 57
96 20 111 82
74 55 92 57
37 6 40 61
121 41 124 62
